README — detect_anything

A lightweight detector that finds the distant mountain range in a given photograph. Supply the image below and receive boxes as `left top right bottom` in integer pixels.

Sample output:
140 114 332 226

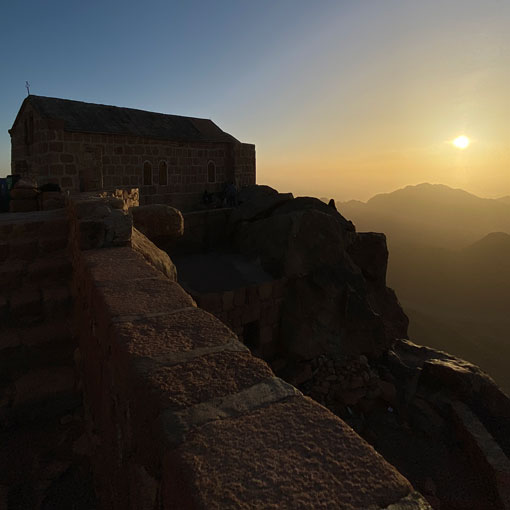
340 183 510 250
338 183 510 392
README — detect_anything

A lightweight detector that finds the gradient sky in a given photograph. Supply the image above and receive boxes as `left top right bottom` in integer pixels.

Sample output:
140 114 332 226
1 0 509 201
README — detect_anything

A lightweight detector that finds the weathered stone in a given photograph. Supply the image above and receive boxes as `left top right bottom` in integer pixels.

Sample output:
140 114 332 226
131 228 177 281
14 367 76 405
229 185 293 223
130 204 183 250
9 199 39 213
163 397 413 509
10 188 39 200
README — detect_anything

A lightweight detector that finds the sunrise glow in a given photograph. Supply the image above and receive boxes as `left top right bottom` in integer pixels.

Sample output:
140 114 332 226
452 135 470 149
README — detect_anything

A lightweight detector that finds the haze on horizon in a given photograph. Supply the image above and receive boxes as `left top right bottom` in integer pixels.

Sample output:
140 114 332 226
1 0 509 201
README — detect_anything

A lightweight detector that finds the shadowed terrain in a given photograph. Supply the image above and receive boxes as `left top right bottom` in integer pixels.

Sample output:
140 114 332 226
339 184 510 393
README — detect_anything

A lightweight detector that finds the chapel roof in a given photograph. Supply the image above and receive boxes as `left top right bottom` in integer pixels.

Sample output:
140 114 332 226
12 95 239 144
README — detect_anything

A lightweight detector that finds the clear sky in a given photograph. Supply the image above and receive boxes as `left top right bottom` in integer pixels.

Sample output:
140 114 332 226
1 0 509 201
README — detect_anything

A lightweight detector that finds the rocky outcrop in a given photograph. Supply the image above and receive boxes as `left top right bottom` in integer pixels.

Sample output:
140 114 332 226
229 185 407 361
130 204 184 251
131 227 177 281
225 184 510 510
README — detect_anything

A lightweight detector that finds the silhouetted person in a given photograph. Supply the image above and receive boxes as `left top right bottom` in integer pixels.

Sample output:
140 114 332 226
328 198 337 211
226 181 237 207
202 189 212 205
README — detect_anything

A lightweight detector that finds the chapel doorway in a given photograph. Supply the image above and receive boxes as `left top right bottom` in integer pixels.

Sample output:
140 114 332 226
78 145 103 191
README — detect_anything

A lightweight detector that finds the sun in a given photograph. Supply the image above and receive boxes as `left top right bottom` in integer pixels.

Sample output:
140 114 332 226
452 135 470 149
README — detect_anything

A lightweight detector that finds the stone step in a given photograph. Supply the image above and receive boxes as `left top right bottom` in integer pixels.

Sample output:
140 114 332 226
0 283 72 329
0 319 73 352
0 254 72 291
0 236 68 264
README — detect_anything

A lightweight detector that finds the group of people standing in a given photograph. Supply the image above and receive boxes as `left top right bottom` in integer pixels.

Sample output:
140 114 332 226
202 181 238 208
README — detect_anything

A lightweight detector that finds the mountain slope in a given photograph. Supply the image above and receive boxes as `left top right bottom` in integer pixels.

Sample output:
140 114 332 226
340 183 510 249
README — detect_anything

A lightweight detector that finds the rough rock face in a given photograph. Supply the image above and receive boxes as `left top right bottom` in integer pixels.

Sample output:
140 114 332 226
131 228 177 281
130 204 184 250
228 185 510 510
230 185 407 360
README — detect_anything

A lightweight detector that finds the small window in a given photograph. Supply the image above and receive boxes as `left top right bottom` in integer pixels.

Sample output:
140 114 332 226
143 161 152 185
159 161 168 186
207 161 216 183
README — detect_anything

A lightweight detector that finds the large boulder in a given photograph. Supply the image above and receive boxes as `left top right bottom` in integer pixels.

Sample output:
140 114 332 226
236 208 347 278
131 228 177 281
229 184 294 224
273 196 355 233
130 205 184 250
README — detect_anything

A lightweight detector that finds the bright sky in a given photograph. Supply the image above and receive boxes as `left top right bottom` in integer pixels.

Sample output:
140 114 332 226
1 0 509 201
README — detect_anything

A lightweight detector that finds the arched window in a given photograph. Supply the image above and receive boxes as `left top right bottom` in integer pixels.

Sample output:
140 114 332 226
143 161 152 185
159 161 168 186
207 161 216 183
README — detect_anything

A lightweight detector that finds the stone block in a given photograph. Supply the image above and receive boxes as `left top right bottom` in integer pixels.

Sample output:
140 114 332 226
9 199 38 213
273 279 286 299
246 285 259 306
0 243 8 263
0 261 25 290
0 294 8 325
198 293 222 313
9 286 42 322
241 303 261 324
163 397 413 509
38 236 68 255
233 288 246 307
18 320 72 347
78 219 106 250
10 188 39 200
42 285 71 317
41 198 65 211
96 278 195 324
14 367 76 406
27 255 72 284
259 325 273 345
258 281 273 300
8 239 38 261
222 291 234 312
103 209 133 246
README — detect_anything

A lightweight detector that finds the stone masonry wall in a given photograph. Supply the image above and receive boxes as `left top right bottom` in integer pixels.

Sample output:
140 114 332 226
67 194 430 509
191 279 286 362
174 208 232 254
0 209 95 509
10 104 256 212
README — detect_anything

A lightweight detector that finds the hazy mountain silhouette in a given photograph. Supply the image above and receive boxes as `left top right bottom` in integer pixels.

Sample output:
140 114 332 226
338 184 510 392
341 183 510 249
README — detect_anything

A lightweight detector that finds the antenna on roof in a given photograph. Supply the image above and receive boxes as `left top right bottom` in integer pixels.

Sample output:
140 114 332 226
25 81 30 96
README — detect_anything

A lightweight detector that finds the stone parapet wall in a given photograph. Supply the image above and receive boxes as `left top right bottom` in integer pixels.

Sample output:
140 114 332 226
67 193 429 509
0 209 95 509
175 208 232 254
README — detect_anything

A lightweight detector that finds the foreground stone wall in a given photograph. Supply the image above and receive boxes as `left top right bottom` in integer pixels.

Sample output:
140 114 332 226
0 209 95 509
67 195 430 509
